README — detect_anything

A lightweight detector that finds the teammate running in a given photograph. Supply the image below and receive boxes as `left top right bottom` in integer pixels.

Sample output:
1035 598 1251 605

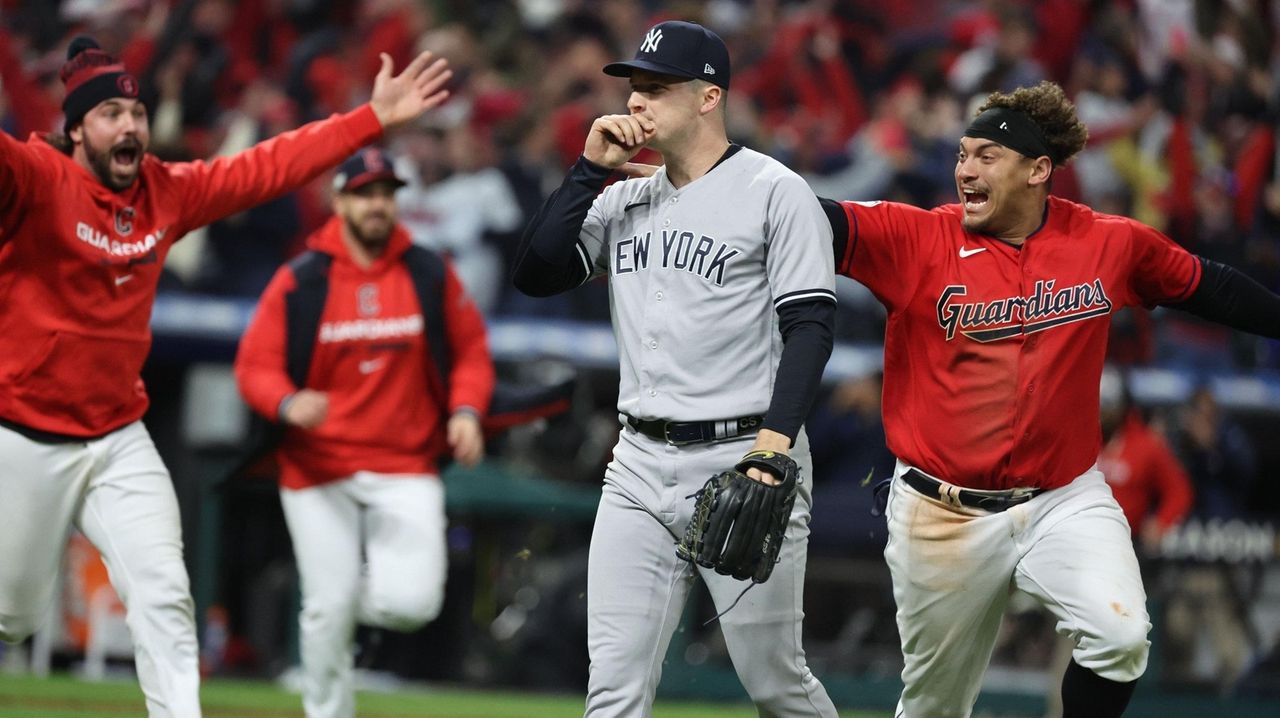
0 36 451 717
823 80 1280 718
513 20 838 718
235 149 493 718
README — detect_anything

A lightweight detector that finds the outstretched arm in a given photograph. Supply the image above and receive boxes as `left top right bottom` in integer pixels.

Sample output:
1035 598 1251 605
172 52 451 233
1164 257 1280 338
0 131 43 245
818 197 850 269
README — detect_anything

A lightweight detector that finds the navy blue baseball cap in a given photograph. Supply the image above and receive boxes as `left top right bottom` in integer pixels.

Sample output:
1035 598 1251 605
603 21 731 89
333 148 406 193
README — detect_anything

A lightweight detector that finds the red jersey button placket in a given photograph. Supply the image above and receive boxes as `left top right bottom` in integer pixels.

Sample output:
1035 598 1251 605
1008 247 1038 476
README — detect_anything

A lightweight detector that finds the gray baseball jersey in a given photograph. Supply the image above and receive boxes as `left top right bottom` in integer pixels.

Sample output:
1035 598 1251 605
574 147 836 421
565 147 839 717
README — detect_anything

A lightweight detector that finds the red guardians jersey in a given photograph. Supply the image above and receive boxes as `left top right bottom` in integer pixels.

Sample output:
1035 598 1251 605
835 195 1201 490
0 107 383 437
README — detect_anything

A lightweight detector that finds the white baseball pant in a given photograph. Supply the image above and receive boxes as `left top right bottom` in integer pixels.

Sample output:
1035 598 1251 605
585 428 837 718
0 421 200 718
885 461 1150 718
279 472 447 718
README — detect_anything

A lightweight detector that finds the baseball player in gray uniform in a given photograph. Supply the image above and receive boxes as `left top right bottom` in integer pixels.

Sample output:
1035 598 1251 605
514 20 838 718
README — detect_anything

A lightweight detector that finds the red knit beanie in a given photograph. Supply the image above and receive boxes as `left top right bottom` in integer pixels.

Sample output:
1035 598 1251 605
60 36 140 133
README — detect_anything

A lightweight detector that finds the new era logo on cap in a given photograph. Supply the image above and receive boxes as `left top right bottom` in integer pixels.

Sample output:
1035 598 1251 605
603 20 731 89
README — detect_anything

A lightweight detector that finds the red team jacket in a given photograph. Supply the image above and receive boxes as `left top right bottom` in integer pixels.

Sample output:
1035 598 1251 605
0 106 384 437
1098 413 1194 536
234 217 494 489
835 195 1202 490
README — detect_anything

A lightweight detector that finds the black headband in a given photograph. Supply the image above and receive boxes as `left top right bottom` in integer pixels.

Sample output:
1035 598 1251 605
964 107 1056 164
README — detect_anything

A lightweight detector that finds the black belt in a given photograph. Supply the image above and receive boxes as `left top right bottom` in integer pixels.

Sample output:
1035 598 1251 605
902 468 1042 513
623 413 764 446
0 416 98 444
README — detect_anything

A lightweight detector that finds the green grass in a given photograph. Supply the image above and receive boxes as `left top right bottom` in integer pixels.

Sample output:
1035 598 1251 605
0 673 889 717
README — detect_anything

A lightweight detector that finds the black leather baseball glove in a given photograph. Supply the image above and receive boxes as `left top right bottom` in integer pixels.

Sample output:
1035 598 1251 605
676 450 799 583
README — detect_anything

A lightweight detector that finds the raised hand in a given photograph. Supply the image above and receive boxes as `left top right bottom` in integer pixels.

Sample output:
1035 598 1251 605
369 51 453 131
584 114 656 169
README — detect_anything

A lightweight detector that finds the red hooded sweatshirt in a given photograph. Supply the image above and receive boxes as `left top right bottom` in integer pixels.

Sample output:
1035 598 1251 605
1098 412 1194 536
0 106 384 437
234 216 494 489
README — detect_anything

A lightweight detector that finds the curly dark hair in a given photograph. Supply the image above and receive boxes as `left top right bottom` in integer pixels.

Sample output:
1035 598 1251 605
976 81 1089 165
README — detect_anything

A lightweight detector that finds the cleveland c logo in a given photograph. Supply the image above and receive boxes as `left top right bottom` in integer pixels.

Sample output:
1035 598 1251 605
357 283 380 317
361 148 385 172
115 206 134 236
117 75 139 97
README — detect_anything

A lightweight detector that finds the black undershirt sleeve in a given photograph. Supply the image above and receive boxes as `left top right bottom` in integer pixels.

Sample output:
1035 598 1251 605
763 298 836 444
1164 256 1280 338
819 197 850 269
511 156 612 297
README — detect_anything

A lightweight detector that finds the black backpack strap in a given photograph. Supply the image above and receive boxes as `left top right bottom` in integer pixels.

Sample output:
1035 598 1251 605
224 251 332 487
401 245 450 404
283 251 333 388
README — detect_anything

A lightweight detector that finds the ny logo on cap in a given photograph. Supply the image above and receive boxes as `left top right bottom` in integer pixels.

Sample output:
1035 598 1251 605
640 27 663 53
